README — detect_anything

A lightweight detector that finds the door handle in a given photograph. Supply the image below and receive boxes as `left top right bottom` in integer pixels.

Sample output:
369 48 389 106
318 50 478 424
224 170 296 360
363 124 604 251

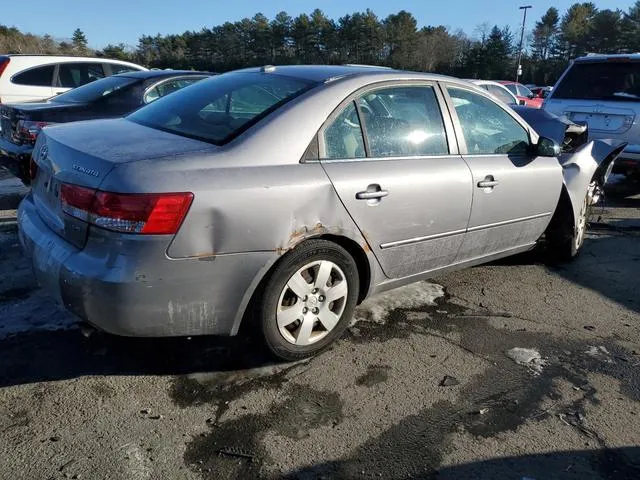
356 190 389 200
477 176 499 188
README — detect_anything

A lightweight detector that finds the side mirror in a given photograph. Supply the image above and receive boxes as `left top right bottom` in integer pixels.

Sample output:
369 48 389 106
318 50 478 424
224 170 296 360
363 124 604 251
518 99 526 106
527 93 535 99
536 137 561 157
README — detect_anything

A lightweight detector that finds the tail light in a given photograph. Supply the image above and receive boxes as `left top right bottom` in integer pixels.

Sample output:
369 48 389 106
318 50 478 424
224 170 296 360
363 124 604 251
29 156 39 181
60 184 193 235
14 120 56 145
0 57 9 78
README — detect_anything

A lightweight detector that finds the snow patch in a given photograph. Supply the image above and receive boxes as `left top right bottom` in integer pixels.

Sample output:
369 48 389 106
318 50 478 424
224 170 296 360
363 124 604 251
506 347 547 375
585 345 614 363
0 291 77 338
352 281 445 325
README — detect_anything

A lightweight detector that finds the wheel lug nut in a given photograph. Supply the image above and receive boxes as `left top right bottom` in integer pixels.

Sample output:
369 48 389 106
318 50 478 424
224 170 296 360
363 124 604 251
303 295 308 301
312 288 318 294
302 307 308 314
318 295 325 302
312 307 319 314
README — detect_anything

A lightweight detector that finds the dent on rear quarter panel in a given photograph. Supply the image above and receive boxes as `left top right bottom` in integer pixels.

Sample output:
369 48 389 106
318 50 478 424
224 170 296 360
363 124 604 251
105 156 373 258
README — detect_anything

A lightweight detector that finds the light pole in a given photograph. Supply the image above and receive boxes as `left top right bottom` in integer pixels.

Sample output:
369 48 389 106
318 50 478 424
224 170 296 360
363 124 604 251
516 5 532 83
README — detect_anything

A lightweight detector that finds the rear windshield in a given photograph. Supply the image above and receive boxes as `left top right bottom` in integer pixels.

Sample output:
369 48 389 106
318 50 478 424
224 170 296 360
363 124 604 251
553 61 640 101
128 72 316 145
51 75 139 103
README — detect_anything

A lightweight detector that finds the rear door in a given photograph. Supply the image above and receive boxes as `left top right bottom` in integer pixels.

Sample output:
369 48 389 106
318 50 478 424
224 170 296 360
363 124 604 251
320 83 473 279
443 84 562 262
52 62 106 96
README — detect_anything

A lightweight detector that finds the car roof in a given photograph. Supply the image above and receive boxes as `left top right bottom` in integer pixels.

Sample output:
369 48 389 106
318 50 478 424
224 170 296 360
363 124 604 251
115 70 213 80
231 64 463 84
575 53 640 62
0 54 136 63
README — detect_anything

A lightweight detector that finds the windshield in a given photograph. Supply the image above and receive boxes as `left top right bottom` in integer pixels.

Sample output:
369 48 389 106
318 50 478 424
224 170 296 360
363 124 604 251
51 75 139 103
553 61 640 101
128 72 316 145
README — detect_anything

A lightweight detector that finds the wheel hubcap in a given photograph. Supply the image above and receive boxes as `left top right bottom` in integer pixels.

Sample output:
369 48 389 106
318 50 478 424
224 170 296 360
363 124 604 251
276 260 348 346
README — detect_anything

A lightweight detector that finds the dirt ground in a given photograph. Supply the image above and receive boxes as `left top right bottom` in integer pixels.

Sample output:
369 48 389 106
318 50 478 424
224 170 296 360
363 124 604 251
0 179 639 480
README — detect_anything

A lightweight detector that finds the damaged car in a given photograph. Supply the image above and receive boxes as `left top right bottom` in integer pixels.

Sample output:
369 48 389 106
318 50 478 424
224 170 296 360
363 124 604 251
18 66 626 360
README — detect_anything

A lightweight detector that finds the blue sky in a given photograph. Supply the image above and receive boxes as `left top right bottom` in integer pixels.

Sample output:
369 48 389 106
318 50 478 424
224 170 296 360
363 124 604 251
3 1 635 49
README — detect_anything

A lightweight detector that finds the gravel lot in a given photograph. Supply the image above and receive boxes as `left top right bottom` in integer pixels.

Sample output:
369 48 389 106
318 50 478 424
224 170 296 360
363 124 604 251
0 177 639 480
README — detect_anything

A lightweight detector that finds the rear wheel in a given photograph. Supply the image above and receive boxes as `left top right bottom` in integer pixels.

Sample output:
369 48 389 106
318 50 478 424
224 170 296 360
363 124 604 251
259 240 359 361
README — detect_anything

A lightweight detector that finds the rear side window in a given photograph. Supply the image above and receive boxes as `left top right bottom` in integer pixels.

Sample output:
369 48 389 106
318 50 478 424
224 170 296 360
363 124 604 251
323 102 366 159
128 72 315 145
12 65 55 86
359 86 448 157
143 77 205 104
553 61 640 101
58 63 106 88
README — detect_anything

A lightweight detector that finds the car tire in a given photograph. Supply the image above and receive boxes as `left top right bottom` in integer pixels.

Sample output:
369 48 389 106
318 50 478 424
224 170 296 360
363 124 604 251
547 185 593 262
258 239 360 361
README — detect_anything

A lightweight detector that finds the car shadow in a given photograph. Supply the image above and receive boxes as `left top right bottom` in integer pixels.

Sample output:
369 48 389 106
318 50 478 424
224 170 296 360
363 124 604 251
280 447 640 479
0 326 280 388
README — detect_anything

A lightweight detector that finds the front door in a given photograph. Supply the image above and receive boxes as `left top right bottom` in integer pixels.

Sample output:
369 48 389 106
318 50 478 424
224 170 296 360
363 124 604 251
444 85 563 262
320 84 473 279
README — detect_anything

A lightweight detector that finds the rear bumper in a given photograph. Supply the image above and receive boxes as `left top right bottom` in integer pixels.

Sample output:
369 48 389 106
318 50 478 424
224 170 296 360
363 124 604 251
0 136 32 181
18 194 277 337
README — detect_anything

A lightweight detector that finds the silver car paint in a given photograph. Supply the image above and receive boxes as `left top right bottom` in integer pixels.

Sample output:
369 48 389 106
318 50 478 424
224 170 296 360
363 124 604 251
17 66 623 338
559 139 627 226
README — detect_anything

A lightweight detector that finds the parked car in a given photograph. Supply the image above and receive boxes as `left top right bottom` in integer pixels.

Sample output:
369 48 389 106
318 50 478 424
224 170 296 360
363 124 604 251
469 80 521 106
0 70 211 182
531 86 552 99
544 53 640 177
498 81 543 108
0 55 147 103
18 65 625 360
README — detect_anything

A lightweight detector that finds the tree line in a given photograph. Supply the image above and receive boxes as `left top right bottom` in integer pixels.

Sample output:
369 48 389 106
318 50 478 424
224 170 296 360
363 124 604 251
2 2 640 85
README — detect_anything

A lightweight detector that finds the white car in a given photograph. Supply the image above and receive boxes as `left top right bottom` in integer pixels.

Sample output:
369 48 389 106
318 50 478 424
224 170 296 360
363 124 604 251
0 55 147 103
470 80 522 106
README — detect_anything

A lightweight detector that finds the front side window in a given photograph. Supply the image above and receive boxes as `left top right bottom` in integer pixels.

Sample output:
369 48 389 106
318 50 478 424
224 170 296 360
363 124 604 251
504 83 518 96
517 84 534 98
359 86 448 157
128 72 315 145
110 63 140 75
323 101 365 159
12 65 55 87
143 77 205 104
487 85 516 105
447 87 529 155
58 63 106 88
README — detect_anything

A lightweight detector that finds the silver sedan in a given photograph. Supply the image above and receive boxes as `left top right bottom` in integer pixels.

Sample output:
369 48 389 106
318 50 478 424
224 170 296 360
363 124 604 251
18 65 625 360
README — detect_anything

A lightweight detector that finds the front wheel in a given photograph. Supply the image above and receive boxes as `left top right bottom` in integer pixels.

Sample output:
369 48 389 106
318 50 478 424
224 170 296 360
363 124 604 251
547 182 596 262
258 240 360 361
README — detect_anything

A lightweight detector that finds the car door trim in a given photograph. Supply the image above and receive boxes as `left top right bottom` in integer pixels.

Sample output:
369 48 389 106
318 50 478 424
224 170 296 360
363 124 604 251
380 211 551 249
380 228 467 249
466 211 552 233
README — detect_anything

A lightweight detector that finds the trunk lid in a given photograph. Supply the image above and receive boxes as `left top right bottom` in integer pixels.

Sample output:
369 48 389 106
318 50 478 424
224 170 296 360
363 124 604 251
555 102 636 134
31 118 214 248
